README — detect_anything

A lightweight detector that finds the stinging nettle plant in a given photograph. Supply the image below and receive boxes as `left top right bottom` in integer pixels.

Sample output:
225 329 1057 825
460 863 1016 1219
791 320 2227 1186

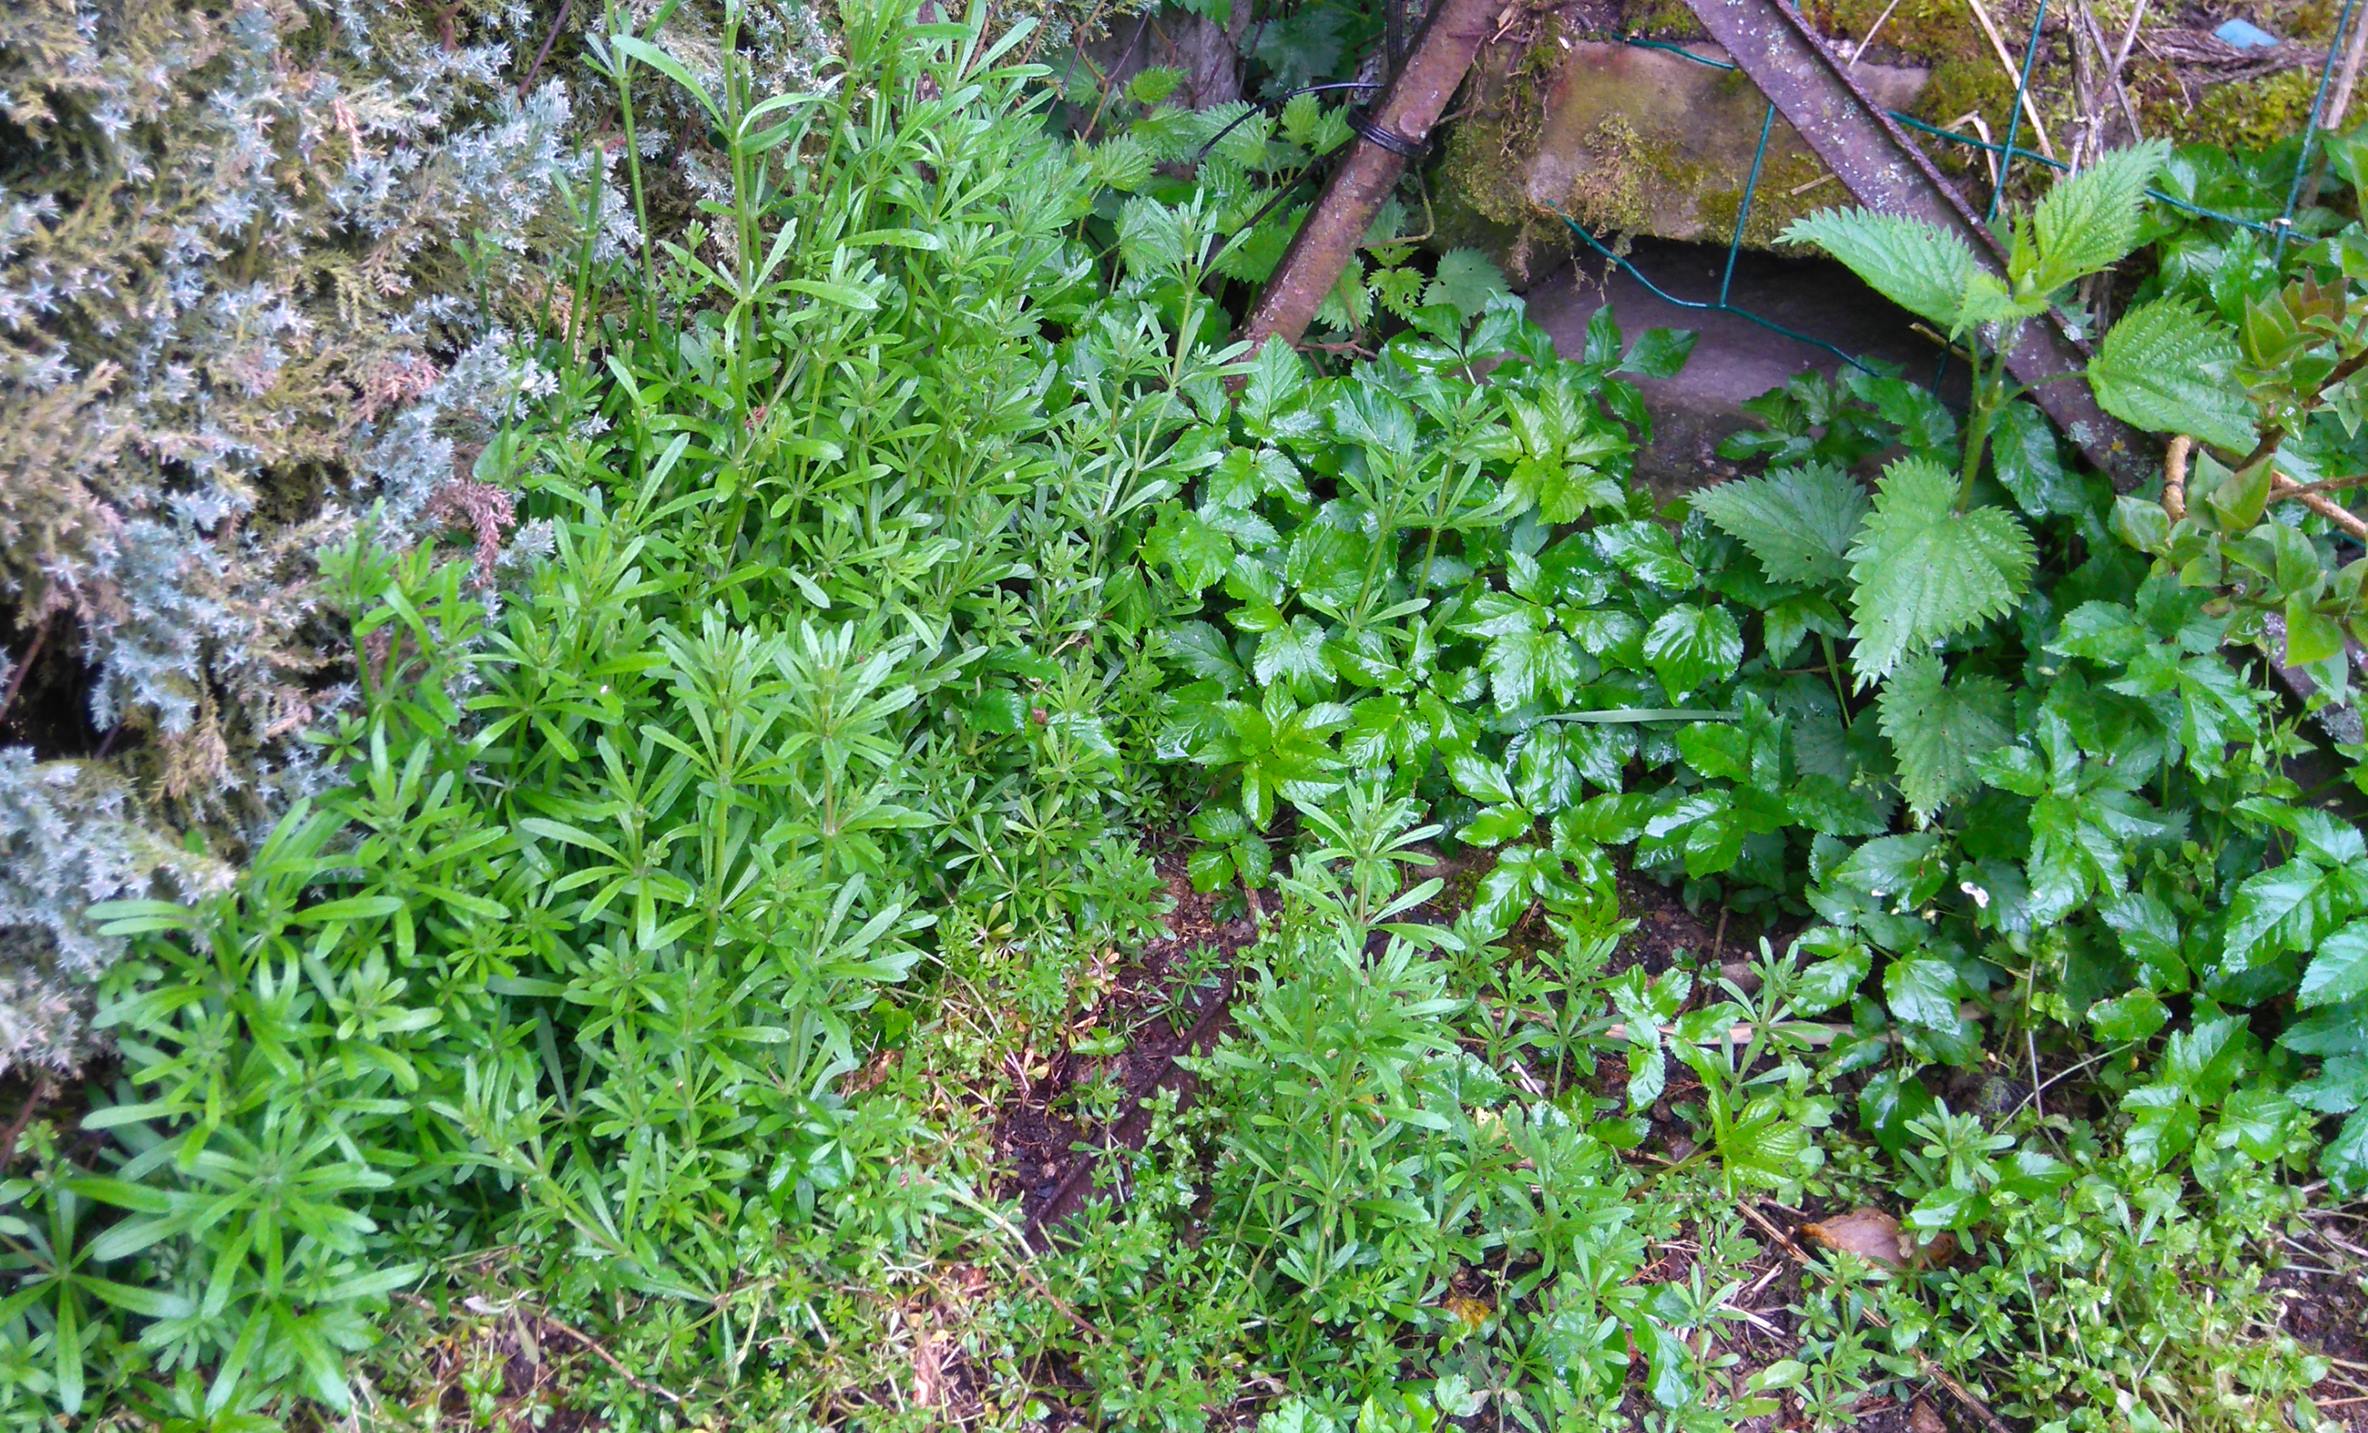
1696 141 2241 819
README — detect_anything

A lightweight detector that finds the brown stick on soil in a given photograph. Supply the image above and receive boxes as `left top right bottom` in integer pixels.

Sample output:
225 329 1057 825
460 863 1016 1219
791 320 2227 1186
1733 1201 2013 1433
1236 0 1500 350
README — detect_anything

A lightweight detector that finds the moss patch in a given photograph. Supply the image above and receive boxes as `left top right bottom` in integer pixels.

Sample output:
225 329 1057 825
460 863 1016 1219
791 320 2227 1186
2185 70 2324 154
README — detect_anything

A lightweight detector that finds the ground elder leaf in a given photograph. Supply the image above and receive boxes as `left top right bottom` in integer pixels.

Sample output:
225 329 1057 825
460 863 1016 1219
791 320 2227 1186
1641 603 1741 699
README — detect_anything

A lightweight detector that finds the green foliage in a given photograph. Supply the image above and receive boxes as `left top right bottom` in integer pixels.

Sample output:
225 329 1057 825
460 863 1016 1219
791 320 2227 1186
1687 463 1866 586
1842 456 2037 685
2089 298 2254 452
0 0 602 1072
1780 210 2005 333
15 3 1222 1418
1874 650 2011 818
2023 142 2167 289
10 10 2367 1430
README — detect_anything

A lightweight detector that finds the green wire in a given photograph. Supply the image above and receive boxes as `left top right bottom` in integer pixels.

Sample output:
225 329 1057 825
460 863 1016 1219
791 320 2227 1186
1985 0 2050 222
2276 0 2363 260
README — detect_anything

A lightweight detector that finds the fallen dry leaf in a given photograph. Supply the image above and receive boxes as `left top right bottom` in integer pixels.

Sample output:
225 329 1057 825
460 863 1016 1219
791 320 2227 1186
1909 1399 1948 1433
1799 1207 1957 1271
1443 1293 1493 1331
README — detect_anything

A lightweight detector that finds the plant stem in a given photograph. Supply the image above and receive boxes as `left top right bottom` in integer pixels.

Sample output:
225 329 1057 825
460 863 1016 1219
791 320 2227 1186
608 2 659 336
1819 631 1852 725
1958 338 2004 512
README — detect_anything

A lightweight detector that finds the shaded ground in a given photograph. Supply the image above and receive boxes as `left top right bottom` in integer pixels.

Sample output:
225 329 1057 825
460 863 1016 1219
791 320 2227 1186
1523 238 1968 497
995 859 1259 1236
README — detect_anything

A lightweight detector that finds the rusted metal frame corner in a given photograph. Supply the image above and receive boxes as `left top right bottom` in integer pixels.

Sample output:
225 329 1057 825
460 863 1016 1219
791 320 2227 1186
1680 0 2156 489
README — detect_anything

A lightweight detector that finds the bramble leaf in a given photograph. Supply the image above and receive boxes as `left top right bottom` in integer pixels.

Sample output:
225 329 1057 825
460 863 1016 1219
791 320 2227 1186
2302 922 2368 1009
2224 858 2367 972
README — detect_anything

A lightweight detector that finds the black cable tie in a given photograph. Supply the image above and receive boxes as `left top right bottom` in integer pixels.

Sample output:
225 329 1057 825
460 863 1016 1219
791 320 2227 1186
1347 107 1423 159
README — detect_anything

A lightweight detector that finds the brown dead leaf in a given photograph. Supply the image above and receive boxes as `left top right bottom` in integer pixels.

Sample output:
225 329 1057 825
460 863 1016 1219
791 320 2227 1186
1801 1207 1912 1269
1908 1399 1948 1433
1800 1207 1958 1271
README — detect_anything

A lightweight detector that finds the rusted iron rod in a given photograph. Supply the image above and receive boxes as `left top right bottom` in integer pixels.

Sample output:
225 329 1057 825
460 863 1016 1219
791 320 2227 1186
1238 0 1501 350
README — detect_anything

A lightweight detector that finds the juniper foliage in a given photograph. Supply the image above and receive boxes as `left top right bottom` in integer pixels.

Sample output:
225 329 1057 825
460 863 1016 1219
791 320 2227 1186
0 0 618 1070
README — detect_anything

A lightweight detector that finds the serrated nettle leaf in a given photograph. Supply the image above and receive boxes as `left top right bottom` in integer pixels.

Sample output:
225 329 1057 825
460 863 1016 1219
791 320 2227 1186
2124 1100 2202 1172
1690 464 1866 586
1876 651 2012 818
1846 458 2035 686
2021 140 2168 293
2088 297 2255 453
1783 209 1983 329
2165 1013 2256 1102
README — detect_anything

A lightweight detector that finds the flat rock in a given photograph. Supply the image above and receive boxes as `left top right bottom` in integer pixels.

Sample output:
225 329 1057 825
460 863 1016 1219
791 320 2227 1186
1437 38 1928 283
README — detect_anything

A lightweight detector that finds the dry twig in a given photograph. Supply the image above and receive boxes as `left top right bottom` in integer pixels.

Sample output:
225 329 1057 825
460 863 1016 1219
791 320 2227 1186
543 1314 687 1406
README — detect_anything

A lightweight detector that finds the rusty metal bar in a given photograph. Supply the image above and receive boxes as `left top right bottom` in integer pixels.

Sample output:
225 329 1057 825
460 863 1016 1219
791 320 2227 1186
1680 0 2156 489
1239 0 1499 350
